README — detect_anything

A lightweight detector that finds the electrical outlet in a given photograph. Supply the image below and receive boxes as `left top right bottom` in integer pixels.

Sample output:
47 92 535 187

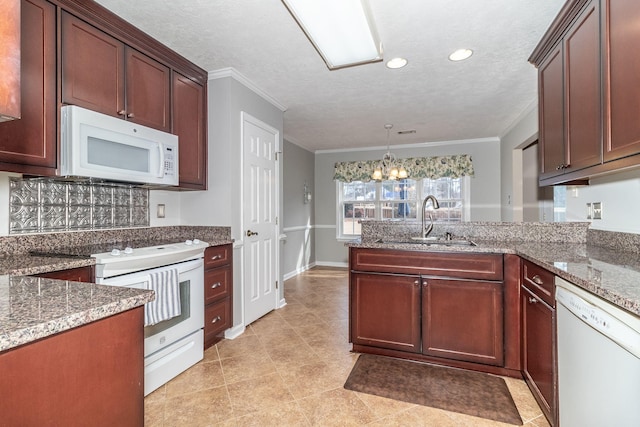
592 202 602 220
586 203 592 220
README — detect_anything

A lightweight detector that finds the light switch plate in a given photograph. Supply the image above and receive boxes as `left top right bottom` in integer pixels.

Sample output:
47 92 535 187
157 204 166 218
586 203 592 220
592 202 602 220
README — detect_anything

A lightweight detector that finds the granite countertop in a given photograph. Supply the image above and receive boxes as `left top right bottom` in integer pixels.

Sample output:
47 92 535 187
0 237 232 352
348 239 640 316
0 275 154 352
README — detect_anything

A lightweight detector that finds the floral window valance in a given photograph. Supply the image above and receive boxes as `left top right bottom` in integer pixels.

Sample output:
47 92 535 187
333 154 474 183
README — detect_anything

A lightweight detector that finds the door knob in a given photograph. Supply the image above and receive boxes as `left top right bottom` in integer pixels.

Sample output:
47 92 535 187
246 230 259 237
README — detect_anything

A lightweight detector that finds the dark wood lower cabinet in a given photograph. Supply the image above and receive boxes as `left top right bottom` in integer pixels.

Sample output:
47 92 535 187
34 265 94 282
350 273 421 353
0 307 144 426
203 244 233 348
422 278 504 366
521 259 557 426
349 248 521 377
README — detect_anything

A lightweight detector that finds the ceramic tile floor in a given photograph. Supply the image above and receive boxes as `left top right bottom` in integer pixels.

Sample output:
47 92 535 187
144 267 551 427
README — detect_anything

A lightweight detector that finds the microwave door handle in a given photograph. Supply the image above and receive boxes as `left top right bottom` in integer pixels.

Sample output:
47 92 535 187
157 144 165 178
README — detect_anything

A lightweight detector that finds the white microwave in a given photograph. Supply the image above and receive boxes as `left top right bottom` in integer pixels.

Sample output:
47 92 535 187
60 105 179 186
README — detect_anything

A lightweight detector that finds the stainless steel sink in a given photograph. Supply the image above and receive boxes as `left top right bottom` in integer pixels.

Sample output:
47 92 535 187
374 238 476 247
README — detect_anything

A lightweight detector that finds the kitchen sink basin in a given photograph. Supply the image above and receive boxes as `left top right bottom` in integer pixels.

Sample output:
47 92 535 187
374 238 477 247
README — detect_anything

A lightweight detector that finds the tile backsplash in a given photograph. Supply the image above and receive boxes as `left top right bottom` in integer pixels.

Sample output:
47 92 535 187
9 178 149 234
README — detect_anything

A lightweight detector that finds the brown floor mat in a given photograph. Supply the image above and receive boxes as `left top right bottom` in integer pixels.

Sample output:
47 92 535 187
344 354 522 425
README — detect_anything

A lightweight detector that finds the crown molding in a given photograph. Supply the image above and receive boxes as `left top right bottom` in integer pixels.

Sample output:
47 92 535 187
314 137 500 154
208 67 287 112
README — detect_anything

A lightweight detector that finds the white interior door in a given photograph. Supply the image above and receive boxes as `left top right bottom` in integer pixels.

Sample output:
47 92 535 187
242 113 279 325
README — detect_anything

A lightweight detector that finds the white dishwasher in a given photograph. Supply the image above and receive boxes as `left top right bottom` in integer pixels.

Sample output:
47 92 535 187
556 277 640 427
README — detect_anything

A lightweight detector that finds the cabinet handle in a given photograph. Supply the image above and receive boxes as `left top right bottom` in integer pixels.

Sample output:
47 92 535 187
127 113 135 118
529 297 538 304
532 275 544 285
211 282 221 289
211 316 221 323
210 254 222 261
117 110 126 116
556 164 563 171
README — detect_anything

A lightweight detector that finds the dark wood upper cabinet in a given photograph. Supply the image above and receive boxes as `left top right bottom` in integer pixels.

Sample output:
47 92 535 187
0 0 57 175
536 0 601 182
531 0 640 185
539 46 565 180
61 12 171 132
173 71 207 190
603 0 640 162
61 11 126 119
564 1 601 171
0 0 21 122
126 48 171 132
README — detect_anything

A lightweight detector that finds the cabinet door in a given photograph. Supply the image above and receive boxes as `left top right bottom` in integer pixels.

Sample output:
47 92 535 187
350 273 421 353
422 278 504 366
603 0 640 161
538 46 566 179
0 0 56 174
61 12 125 118
125 48 171 132
564 0 601 172
522 286 556 425
172 71 207 189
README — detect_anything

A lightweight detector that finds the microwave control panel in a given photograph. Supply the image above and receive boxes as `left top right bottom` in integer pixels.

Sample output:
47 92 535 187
164 147 176 176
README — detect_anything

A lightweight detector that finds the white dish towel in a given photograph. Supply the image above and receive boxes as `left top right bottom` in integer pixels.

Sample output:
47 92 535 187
145 268 181 326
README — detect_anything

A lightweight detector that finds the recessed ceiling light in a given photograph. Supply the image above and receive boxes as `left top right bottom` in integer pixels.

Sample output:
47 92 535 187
448 48 473 61
386 57 408 69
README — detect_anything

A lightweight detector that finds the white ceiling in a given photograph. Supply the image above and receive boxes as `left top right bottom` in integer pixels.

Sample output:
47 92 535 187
94 0 565 152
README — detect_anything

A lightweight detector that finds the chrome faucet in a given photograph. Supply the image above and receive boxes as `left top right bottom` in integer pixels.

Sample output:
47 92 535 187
420 195 440 239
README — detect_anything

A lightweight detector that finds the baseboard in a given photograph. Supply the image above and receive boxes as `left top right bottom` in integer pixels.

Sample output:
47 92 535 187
224 324 245 340
277 298 287 309
315 261 349 268
283 262 317 281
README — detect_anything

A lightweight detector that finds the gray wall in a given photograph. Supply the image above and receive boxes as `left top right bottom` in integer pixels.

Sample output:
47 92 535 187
282 140 316 278
499 105 538 222
181 74 285 333
314 139 503 265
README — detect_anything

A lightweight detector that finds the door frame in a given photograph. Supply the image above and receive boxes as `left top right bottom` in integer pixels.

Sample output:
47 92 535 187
239 111 282 328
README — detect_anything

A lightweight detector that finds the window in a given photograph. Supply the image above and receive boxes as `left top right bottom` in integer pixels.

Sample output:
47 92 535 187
338 177 468 238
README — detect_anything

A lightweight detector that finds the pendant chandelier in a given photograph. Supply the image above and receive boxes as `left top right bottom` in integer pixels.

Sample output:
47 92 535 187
371 124 408 181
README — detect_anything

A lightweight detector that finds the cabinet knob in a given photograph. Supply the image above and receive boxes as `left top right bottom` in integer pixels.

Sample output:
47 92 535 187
528 297 538 304
531 275 544 285
117 110 126 116
127 113 135 118
414 280 419 285
211 316 221 324
211 282 221 289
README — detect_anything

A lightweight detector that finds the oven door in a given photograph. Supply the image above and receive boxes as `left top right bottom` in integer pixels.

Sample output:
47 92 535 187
97 258 204 356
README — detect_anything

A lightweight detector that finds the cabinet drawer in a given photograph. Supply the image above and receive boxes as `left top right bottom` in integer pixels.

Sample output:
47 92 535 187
204 245 231 269
205 267 230 304
351 248 503 281
204 299 230 340
522 260 555 307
